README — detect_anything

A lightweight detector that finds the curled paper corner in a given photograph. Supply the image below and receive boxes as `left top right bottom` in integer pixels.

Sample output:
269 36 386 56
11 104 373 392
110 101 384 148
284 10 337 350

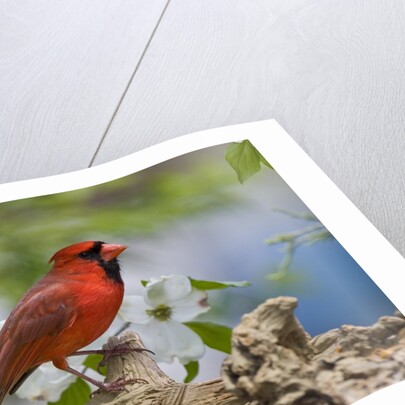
0 119 404 404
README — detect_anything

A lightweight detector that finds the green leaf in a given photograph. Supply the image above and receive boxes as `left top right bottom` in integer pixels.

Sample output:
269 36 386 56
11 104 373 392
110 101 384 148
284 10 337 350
48 378 90 405
183 361 199 383
83 354 106 376
225 140 271 183
141 279 148 287
184 322 232 354
189 278 250 290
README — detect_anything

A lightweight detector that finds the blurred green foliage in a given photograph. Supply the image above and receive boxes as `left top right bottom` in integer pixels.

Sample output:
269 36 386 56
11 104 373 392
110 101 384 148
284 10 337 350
0 157 238 302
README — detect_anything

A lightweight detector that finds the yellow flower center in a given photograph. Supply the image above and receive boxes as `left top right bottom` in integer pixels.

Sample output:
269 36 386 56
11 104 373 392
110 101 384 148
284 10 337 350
146 304 172 321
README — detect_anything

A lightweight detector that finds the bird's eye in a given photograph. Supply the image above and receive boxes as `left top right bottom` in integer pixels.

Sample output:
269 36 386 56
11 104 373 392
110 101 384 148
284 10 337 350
79 252 90 258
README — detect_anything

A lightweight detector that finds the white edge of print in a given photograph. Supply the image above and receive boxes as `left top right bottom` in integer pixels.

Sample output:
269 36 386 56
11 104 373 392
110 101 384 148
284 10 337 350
0 119 404 404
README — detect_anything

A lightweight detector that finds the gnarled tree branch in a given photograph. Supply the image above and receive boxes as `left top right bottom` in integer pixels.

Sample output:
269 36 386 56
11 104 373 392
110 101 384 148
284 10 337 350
88 297 405 405
87 332 248 405
222 296 405 405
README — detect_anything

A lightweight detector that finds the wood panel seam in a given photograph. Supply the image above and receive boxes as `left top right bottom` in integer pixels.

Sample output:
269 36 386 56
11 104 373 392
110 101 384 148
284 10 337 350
87 0 173 168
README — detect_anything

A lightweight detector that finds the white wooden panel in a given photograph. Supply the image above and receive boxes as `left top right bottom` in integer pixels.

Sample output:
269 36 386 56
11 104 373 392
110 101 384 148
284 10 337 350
0 0 168 182
94 0 405 255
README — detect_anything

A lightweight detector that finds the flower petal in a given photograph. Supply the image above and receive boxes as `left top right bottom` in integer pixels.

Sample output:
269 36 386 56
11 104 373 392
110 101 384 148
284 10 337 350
118 295 152 324
145 275 192 306
135 318 205 364
171 289 210 322
16 362 76 402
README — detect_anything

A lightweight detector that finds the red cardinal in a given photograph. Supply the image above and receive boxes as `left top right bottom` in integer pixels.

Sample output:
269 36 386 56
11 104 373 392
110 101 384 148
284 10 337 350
0 241 129 403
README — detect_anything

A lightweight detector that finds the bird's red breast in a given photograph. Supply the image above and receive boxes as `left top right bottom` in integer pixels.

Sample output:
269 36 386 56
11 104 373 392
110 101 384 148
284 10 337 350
0 241 127 403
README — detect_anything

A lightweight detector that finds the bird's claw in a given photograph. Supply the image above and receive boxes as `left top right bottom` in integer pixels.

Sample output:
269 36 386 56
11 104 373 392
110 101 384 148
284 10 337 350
97 344 154 372
90 376 148 397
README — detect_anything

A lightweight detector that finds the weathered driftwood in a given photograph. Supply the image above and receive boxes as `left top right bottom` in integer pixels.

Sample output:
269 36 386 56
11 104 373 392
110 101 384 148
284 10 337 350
222 296 405 405
88 296 405 405
87 332 248 405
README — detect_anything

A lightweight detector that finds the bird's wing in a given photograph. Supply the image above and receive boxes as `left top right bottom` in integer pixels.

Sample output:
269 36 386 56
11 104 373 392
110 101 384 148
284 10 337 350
0 282 77 398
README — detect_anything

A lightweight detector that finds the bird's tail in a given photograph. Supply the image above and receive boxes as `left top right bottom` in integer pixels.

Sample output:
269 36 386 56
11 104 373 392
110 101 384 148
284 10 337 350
0 339 22 404
0 388 7 405
0 344 9 405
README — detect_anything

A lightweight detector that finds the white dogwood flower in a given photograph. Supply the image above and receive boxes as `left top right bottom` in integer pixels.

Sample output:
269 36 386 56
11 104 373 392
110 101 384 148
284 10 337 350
119 274 210 364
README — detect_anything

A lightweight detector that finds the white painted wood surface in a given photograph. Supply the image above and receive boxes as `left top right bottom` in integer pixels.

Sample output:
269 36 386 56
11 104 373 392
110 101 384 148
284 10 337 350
1 0 405 255
0 0 168 181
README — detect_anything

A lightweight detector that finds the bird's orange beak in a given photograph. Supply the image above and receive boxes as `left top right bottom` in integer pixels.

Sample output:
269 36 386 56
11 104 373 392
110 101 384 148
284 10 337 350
101 244 127 261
